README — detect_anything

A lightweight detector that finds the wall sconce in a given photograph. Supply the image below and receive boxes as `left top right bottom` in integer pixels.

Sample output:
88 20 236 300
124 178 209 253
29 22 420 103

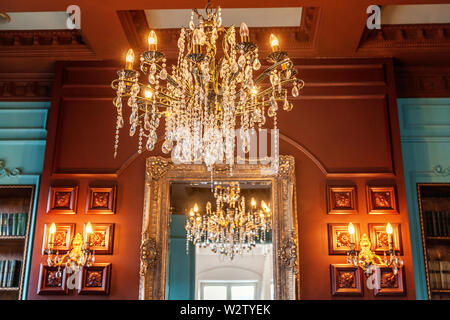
45 222 95 277
346 222 403 276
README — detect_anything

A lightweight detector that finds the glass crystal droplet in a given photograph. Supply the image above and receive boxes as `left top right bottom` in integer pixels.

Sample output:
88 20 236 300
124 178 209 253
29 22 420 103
162 140 173 154
159 68 168 80
270 96 278 110
283 98 289 111
252 58 261 70
245 65 252 77
267 107 276 118
144 118 151 131
285 69 292 79
129 123 137 136
117 116 124 129
238 55 246 68
231 63 239 73
189 20 195 30
129 111 136 124
292 85 299 97
148 74 156 84
217 16 222 27
150 63 157 74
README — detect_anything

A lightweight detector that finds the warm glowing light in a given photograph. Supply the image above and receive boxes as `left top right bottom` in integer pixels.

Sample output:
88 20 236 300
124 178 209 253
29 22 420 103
269 34 279 52
86 222 93 234
348 222 355 235
192 29 203 46
144 86 153 98
250 86 258 96
189 210 194 217
240 22 249 41
193 203 199 213
386 222 393 235
261 200 270 212
251 197 256 207
49 223 56 234
147 30 158 51
125 49 134 69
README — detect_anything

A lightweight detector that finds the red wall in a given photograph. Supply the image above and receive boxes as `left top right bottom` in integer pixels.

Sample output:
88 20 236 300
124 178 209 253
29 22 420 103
27 58 415 299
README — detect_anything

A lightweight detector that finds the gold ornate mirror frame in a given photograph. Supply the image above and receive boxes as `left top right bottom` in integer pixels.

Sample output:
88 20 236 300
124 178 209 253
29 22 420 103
139 155 299 300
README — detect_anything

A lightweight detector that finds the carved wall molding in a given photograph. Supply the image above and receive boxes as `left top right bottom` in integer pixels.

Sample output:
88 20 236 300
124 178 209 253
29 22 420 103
0 73 53 100
432 165 450 177
395 66 450 98
139 155 299 300
0 159 21 178
359 24 450 49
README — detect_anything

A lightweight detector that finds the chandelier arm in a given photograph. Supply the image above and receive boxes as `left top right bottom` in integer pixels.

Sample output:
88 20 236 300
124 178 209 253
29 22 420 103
253 59 293 84
254 78 297 99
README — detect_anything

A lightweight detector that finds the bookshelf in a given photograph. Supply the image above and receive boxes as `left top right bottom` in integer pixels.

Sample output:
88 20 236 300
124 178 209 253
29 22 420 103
417 184 450 300
0 186 34 300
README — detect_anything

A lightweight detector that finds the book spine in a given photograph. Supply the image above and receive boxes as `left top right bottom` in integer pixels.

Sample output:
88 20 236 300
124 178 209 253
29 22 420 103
7 260 16 287
439 261 447 290
446 261 450 290
17 214 23 236
432 212 438 237
0 261 4 287
2 260 9 287
0 213 3 236
445 211 449 237
12 213 17 236
22 213 28 235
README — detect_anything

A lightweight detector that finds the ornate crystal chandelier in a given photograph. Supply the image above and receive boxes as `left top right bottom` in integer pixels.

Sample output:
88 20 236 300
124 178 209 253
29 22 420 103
185 182 272 258
111 1 304 172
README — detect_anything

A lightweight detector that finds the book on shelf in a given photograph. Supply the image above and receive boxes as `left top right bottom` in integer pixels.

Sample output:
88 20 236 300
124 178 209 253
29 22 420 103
0 213 27 237
0 260 22 288
429 260 450 291
424 211 450 237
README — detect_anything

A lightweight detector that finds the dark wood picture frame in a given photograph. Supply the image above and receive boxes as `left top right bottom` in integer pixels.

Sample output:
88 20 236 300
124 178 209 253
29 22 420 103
78 263 111 295
330 264 363 296
327 186 358 214
373 267 406 296
46 186 78 214
37 264 68 295
42 223 75 255
83 223 114 254
368 223 403 255
328 223 360 255
86 186 116 214
366 185 398 214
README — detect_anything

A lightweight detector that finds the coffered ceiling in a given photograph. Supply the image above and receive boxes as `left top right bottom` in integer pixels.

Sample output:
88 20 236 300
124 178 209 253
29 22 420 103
0 1 449 74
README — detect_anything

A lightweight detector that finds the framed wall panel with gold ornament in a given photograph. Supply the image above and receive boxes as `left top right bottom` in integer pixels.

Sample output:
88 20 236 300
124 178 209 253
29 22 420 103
328 223 360 255
78 263 111 295
83 223 114 254
86 186 116 214
373 266 406 296
366 185 398 214
368 223 403 255
41 223 75 254
330 264 363 296
46 186 78 214
327 186 358 214
37 264 68 295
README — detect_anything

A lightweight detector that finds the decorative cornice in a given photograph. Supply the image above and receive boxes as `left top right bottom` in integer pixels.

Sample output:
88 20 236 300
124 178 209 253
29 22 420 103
0 73 53 100
0 29 95 57
0 160 21 178
395 66 450 98
359 23 450 49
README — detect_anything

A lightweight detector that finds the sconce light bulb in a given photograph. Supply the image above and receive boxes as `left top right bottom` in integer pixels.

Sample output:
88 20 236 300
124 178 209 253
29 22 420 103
189 210 194 217
386 222 393 235
251 86 258 96
192 29 203 46
125 49 134 69
193 203 199 213
251 197 256 207
348 222 355 235
240 22 250 41
49 222 56 234
86 222 93 234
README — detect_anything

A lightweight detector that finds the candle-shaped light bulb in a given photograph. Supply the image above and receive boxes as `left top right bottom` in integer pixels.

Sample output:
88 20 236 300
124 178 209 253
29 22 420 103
193 203 199 213
250 86 258 96
86 222 93 234
386 222 394 250
269 34 280 52
48 222 56 250
240 22 250 42
251 197 256 208
192 29 203 54
144 86 153 99
85 222 93 250
348 222 355 244
189 209 194 217
125 49 134 70
386 222 393 235
147 30 158 51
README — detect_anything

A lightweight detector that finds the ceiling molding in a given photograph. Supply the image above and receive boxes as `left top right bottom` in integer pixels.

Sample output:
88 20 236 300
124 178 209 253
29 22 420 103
0 72 53 100
359 23 450 49
0 29 95 58
395 66 450 98
117 7 319 58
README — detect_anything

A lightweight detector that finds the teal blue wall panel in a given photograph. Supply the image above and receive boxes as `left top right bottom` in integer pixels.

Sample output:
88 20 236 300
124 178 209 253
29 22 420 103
0 101 50 300
398 98 450 300
167 214 195 300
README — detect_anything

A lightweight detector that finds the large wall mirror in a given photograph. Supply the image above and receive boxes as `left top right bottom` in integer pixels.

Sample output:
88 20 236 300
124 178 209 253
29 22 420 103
139 156 299 300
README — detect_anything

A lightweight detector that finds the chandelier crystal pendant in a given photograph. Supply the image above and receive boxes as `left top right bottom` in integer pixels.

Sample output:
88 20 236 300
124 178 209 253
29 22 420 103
185 182 272 259
111 1 304 172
